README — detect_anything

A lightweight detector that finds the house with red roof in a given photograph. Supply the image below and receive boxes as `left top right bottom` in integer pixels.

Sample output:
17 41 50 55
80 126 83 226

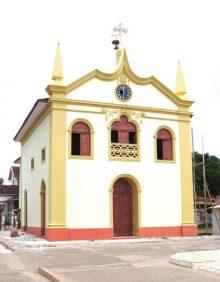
0 164 20 228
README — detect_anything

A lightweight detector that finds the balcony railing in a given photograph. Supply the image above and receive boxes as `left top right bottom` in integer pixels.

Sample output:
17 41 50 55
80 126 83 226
110 143 139 160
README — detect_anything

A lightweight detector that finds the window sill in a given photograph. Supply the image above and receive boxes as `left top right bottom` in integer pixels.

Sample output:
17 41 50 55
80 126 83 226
69 155 93 160
155 159 176 164
109 157 140 162
41 160 46 165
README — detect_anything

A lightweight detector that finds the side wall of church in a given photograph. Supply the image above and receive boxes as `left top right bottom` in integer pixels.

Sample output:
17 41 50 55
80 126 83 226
66 107 182 230
20 115 50 230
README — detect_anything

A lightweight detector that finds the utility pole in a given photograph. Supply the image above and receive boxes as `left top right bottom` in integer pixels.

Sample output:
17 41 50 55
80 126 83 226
191 128 197 214
202 134 208 234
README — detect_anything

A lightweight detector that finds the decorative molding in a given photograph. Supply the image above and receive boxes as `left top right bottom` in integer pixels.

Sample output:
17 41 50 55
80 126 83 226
46 49 194 108
110 143 139 160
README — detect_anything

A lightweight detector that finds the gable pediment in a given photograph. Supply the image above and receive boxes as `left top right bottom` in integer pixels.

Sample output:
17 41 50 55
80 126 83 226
46 49 193 109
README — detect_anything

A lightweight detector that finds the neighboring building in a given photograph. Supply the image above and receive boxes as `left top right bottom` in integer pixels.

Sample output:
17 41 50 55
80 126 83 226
0 165 20 227
212 205 220 235
8 166 20 186
14 41 197 241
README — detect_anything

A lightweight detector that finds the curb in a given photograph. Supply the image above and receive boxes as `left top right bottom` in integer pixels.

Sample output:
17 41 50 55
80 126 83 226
0 240 15 252
39 267 61 282
0 234 220 249
170 257 194 268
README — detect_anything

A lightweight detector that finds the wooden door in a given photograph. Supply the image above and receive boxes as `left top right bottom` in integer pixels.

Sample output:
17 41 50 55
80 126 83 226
113 178 132 236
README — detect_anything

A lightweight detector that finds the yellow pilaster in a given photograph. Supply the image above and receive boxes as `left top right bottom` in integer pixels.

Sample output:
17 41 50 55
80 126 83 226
48 99 67 228
178 112 195 226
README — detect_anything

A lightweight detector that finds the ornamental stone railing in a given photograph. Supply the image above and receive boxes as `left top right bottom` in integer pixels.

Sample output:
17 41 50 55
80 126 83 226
110 143 139 160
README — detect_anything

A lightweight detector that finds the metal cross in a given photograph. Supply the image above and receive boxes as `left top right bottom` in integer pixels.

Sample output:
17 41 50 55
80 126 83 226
113 23 128 46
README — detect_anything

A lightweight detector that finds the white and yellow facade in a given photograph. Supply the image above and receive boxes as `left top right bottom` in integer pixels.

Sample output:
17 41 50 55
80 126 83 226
14 45 197 241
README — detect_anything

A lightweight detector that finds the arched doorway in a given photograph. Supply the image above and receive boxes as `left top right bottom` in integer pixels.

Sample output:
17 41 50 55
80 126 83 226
24 190 27 231
40 181 46 236
113 177 136 237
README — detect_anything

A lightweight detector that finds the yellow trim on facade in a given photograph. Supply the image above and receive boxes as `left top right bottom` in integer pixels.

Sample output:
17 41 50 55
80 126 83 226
178 112 195 226
68 118 94 159
48 99 67 228
153 126 176 163
51 98 193 117
46 49 193 108
109 174 142 236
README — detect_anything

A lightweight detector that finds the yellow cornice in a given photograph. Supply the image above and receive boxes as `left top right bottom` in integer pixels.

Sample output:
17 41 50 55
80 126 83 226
45 49 194 108
51 98 193 117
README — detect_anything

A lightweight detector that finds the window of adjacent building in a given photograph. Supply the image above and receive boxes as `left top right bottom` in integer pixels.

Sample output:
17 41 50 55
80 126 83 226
71 121 91 156
31 158 34 170
41 148 46 163
156 128 173 161
111 115 137 144
14 200 19 210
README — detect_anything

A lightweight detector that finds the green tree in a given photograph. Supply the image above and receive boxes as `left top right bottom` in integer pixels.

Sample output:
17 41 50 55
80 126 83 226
194 152 220 196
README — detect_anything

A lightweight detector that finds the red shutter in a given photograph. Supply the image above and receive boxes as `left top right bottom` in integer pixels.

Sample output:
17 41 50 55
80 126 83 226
112 115 136 144
162 140 172 160
118 131 129 143
81 133 90 156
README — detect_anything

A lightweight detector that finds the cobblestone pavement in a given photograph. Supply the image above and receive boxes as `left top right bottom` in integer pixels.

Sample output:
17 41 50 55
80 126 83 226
1 235 220 281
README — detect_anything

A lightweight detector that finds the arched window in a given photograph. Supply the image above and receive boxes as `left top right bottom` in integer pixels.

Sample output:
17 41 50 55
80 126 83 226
40 181 46 236
111 115 137 144
71 121 91 156
24 190 27 231
156 128 173 160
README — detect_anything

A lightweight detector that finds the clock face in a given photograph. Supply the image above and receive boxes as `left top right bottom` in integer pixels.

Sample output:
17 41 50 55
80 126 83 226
115 84 132 101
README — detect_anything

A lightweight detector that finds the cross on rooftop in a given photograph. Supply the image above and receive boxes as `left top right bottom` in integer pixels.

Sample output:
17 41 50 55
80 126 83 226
113 23 128 46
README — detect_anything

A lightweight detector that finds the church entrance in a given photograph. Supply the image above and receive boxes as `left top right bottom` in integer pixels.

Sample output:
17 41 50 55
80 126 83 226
113 178 133 237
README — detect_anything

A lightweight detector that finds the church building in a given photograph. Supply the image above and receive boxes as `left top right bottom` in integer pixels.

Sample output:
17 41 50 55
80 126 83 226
14 33 197 241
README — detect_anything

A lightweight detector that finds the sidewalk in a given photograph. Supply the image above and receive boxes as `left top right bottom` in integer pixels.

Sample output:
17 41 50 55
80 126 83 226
1 230 220 250
171 250 220 273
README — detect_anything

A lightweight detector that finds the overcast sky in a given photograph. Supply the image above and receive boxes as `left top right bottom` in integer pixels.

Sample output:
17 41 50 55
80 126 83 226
0 0 219 181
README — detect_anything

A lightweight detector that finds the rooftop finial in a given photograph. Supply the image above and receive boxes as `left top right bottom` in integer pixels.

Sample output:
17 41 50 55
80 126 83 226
112 23 128 50
175 61 187 98
52 43 64 85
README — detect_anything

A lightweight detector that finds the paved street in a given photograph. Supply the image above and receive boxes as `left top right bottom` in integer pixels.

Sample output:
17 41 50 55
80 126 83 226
1 237 220 281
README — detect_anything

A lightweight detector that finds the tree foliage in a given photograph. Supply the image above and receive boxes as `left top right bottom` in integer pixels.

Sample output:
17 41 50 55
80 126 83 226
194 152 220 196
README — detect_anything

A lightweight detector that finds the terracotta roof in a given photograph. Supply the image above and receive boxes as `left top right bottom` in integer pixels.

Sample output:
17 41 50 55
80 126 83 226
14 98 49 141
0 185 18 195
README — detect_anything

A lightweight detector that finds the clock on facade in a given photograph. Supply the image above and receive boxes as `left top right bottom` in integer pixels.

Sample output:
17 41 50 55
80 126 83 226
115 84 132 101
